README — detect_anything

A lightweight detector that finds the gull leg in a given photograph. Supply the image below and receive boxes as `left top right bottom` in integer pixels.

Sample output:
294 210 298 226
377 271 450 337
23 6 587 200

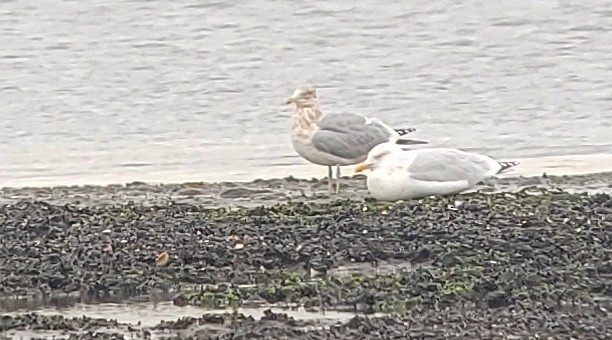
327 166 334 194
335 165 341 194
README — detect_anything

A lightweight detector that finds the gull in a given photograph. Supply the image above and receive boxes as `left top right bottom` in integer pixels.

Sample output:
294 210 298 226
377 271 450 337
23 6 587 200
285 85 428 194
354 142 519 201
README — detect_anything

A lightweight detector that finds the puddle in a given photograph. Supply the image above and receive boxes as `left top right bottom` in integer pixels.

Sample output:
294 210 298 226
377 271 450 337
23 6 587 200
5 302 359 327
0 260 413 312
1 301 369 339
0 263 397 339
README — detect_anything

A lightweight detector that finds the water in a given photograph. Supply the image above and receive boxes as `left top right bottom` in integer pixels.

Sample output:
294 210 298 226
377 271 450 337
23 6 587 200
2 0 612 187
0 262 396 338
3 302 358 326
2 301 362 339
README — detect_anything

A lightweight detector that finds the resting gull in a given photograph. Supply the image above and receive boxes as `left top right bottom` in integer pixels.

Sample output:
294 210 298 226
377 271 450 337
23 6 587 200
355 142 519 201
285 85 427 194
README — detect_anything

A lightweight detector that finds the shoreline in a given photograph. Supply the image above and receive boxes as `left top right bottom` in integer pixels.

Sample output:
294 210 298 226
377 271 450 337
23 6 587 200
1 166 611 209
4 152 612 190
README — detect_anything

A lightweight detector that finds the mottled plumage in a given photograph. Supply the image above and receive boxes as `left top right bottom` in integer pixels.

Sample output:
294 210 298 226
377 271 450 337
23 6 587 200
285 85 427 194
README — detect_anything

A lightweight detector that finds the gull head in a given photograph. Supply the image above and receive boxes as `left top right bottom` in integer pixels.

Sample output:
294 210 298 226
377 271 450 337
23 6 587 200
285 85 318 107
355 142 402 173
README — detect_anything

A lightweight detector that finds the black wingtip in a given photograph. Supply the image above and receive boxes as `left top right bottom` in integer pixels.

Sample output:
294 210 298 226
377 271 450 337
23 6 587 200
396 138 429 146
394 128 417 136
497 161 520 174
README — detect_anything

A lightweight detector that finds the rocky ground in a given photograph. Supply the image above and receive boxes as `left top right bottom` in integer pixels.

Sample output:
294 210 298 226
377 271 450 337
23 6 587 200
1 172 612 339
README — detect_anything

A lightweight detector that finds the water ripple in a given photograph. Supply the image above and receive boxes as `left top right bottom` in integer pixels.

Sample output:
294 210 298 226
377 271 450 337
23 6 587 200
0 0 611 186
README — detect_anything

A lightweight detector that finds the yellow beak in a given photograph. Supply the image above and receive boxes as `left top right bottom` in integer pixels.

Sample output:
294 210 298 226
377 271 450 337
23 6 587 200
354 162 370 173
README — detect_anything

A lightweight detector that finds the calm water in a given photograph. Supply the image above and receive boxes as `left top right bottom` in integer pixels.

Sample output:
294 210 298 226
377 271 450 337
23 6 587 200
2 0 612 187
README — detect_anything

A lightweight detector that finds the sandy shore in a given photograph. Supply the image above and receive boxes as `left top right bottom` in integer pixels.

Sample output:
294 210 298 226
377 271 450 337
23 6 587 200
4 152 612 189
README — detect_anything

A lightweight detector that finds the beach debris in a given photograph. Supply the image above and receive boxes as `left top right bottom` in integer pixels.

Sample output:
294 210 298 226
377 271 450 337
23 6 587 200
102 243 113 252
155 251 169 266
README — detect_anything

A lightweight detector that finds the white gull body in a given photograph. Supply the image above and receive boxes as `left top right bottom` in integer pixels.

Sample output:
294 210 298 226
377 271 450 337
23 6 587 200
355 142 519 201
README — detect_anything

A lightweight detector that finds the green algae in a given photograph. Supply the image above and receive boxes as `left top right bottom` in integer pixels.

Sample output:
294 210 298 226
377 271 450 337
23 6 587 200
1 189 612 312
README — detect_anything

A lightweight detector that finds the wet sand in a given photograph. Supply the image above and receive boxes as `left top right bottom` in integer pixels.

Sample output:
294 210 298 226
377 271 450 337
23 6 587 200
2 163 612 339
5 152 612 189
1 164 612 210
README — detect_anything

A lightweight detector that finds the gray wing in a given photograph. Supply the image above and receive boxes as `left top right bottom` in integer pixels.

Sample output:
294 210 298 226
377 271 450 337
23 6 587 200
406 149 497 184
311 113 395 160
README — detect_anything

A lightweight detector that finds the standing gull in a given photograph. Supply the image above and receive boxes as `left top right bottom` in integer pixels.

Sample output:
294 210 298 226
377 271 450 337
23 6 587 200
355 142 519 201
285 85 427 194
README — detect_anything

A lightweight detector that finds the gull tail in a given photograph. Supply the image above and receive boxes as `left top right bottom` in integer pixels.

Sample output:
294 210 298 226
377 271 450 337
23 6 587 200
497 161 520 174
393 128 428 146
394 128 417 136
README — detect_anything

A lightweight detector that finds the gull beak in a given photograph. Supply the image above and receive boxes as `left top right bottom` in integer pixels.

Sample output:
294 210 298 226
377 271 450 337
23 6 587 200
354 162 371 173
285 96 295 105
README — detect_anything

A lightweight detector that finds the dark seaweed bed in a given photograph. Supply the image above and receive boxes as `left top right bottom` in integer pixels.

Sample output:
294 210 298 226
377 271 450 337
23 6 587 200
1 173 612 339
